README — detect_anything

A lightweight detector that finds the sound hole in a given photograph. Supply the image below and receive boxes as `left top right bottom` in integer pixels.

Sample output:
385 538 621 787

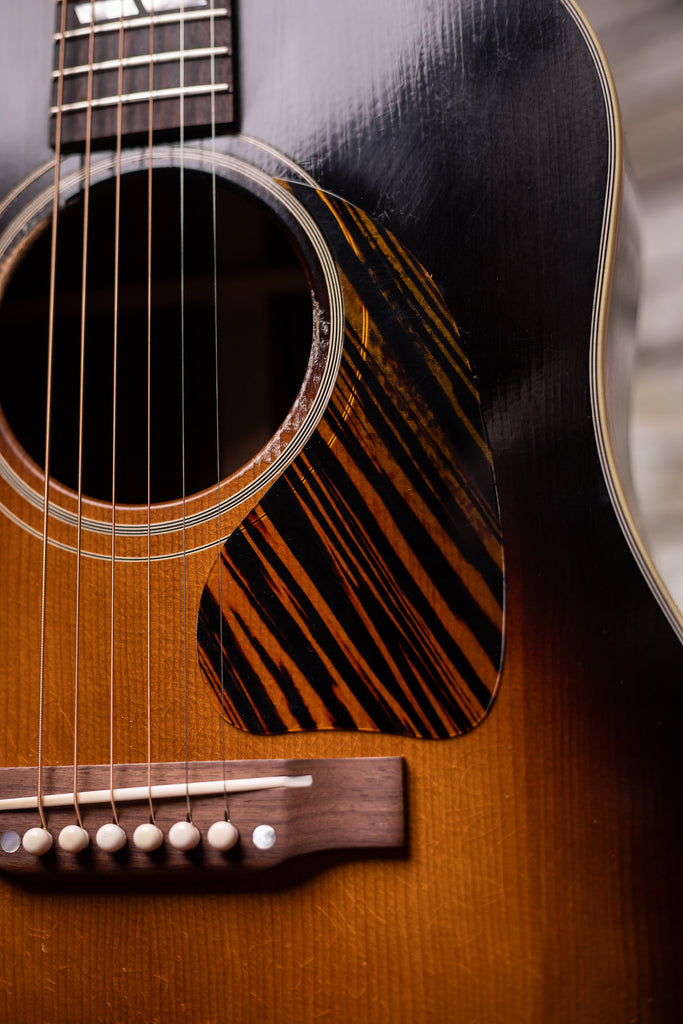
0 169 312 504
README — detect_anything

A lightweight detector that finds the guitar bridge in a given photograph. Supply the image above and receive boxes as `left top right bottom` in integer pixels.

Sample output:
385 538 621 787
0 757 405 876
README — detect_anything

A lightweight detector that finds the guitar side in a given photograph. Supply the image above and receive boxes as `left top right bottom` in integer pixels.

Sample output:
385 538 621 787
0 2 681 1023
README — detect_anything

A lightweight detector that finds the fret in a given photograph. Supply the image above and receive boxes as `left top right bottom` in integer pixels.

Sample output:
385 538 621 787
51 0 236 148
54 8 229 42
52 46 231 79
52 82 231 115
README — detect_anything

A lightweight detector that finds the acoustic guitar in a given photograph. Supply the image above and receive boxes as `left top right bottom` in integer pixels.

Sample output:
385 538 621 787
0 1 681 1021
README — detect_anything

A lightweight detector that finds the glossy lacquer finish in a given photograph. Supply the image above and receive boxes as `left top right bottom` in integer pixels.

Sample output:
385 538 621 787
0 2 682 1022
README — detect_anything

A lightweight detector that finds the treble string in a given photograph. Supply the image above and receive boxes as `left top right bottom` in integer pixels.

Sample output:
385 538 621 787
179 0 192 825
37 0 69 833
70 0 98 832
145 5 156 825
107 0 127 829
208 0 230 822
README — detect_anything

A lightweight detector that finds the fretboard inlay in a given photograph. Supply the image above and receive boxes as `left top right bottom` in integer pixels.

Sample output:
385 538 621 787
51 0 235 148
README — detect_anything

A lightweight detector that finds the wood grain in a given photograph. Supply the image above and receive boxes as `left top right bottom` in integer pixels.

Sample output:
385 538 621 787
0 1 680 1022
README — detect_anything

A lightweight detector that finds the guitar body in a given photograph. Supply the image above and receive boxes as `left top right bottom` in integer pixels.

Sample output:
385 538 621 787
0 1 681 1021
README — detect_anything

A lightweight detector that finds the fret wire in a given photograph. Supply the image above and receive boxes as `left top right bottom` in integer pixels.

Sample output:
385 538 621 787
53 46 231 78
54 8 229 41
51 82 230 115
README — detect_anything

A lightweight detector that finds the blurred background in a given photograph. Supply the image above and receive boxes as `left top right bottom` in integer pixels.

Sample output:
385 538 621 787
581 0 683 612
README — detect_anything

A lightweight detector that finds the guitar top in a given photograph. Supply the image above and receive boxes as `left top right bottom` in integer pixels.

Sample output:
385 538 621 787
0 1 681 1021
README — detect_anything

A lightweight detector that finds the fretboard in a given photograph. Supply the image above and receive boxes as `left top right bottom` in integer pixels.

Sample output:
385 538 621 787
51 0 235 149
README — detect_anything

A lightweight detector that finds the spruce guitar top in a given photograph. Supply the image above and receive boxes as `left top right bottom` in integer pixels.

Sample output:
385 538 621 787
0 1 681 1021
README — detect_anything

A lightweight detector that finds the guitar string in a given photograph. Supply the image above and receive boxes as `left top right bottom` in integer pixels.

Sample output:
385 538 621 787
36 3 222 838
107 1 126 830
69 0 98 833
209 0 231 822
179 0 192 825
146 0 156 826
37 0 70 834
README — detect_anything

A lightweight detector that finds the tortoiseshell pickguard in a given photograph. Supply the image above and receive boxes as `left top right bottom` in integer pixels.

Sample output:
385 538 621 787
197 186 504 738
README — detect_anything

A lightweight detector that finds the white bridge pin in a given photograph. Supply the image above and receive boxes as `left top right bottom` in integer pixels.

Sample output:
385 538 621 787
22 827 54 856
168 821 201 851
96 823 127 852
58 825 90 852
133 822 164 852
207 820 239 851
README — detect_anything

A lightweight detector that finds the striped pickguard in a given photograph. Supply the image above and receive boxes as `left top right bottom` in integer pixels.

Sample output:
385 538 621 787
197 185 504 738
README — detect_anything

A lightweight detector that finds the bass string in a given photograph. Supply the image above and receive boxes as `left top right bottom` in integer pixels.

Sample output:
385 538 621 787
36 0 70 834
70 0 98 832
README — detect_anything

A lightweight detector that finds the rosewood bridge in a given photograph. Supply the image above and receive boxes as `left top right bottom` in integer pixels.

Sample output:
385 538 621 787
0 758 405 875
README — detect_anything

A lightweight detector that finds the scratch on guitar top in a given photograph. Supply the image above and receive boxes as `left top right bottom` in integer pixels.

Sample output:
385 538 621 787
338 881 389 926
316 893 386 941
314 901 344 946
27 916 64 945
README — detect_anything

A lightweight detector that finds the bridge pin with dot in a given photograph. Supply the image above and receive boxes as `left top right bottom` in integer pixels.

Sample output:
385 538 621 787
168 820 201 851
252 824 277 850
133 822 164 852
58 825 90 852
96 823 127 852
22 827 54 856
0 830 21 854
207 820 240 851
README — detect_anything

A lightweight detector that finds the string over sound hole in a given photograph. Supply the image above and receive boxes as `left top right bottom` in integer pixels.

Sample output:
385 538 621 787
0 168 312 504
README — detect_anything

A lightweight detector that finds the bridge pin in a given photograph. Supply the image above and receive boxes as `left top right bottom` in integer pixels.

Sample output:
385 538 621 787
22 827 54 856
96 822 127 852
58 825 90 852
168 821 201 851
133 822 164 852
207 820 240 851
